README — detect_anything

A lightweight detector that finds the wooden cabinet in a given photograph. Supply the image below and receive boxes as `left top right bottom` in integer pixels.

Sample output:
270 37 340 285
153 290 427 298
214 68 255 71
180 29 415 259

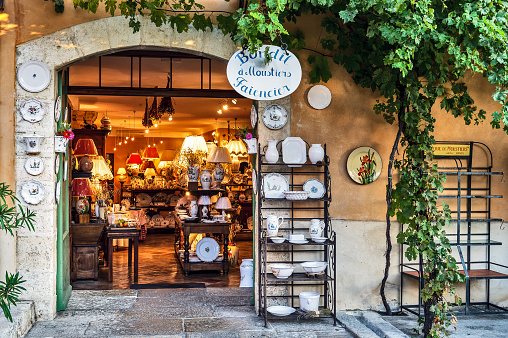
70 223 105 280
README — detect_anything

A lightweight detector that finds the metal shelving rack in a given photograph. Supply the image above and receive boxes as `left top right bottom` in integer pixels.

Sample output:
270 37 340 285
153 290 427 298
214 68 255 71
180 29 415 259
400 141 508 315
257 143 337 327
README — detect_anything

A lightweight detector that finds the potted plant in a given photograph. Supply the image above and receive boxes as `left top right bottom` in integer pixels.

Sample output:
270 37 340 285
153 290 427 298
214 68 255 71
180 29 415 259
235 125 257 154
55 122 74 153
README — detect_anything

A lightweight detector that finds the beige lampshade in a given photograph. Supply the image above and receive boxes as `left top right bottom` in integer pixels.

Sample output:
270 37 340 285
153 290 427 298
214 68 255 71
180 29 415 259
226 139 247 156
116 167 127 182
181 135 208 153
206 142 217 154
117 167 127 175
215 196 232 210
91 156 113 180
145 168 157 178
207 147 232 164
198 195 212 205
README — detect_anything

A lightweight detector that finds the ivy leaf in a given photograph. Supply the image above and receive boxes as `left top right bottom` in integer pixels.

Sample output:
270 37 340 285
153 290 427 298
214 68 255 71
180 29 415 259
308 55 331 83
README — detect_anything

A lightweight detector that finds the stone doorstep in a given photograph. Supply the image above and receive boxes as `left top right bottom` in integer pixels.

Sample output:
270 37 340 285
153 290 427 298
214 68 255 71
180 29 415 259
342 311 409 338
0 301 35 338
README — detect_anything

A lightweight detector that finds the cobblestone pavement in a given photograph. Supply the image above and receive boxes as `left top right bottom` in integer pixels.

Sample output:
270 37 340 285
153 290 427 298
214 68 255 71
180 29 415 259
25 288 351 337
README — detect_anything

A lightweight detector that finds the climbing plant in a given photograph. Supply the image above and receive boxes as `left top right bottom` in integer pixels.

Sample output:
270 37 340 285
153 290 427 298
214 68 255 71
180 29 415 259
50 0 508 336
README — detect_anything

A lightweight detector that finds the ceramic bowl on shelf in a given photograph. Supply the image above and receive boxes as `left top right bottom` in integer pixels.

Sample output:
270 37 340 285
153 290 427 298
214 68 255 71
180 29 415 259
270 263 296 279
283 191 309 200
300 261 328 274
270 237 285 244
267 305 296 316
311 237 327 243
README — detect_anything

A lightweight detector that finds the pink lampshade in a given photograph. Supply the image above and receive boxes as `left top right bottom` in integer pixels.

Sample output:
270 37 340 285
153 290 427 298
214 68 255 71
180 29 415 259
127 153 143 164
143 147 160 159
71 178 94 197
73 139 98 156
198 195 211 205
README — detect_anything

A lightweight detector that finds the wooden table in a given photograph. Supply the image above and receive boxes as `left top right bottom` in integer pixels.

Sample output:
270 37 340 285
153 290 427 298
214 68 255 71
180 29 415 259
178 221 230 276
70 223 106 280
106 227 141 282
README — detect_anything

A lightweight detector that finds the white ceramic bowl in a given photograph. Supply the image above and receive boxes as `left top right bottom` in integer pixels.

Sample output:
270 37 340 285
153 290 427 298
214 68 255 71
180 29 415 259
284 191 309 200
300 261 328 274
270 263 296 278
270 237 285 244
267 305 296 316
311 237 327 243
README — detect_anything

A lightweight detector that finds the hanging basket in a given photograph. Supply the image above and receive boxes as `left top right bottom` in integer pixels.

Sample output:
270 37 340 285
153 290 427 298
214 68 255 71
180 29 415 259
54 136 68 153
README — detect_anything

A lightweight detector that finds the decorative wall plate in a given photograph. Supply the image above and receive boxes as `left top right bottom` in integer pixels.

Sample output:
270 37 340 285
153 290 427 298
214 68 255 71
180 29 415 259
55 181 60 204
262 173 289 199
54 96 61 122
262 104 288 130
252 169 257 195
307 85 332 109
347 146 382 184
63 160 68 181
24 156 44 176
303 179 326 199
19 98 45 123
251 105 257 128
152 214 164 226
196 237 220 262
282 137 306 167
136 193 152 207
64 106 69 123
21 180 45 205
55 155 60 175
17 60 51 93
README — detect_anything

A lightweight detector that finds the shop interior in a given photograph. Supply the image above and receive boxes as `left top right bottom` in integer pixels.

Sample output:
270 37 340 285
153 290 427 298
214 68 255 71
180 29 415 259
66 50 254 289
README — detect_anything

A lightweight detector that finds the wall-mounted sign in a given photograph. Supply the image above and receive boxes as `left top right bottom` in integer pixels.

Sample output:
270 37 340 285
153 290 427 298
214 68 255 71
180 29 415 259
433 144 471 157
226 45 302 101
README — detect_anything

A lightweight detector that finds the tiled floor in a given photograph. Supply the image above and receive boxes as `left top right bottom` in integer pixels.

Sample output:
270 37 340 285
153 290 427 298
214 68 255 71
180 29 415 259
73 233 253 290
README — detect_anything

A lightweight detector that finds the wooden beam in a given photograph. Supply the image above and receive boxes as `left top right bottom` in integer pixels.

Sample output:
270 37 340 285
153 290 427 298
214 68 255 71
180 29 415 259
67 86 244 98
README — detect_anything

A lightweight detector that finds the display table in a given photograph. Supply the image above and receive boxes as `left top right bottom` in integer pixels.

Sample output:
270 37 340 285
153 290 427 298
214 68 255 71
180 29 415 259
70 223 106 280
176 220 230 276
105 227 141 282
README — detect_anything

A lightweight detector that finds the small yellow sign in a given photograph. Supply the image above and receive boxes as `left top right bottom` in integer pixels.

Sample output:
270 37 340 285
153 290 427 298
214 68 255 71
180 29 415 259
432 144 470 157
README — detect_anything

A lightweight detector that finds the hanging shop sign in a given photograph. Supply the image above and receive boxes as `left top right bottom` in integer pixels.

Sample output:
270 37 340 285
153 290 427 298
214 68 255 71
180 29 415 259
227 45 302 101
432 144 471 157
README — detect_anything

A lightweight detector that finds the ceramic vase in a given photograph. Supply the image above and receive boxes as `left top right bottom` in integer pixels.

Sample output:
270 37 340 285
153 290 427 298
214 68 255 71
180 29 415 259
228 245 239 267
200 169 212 190
54 136 68 153
265 140 279 163
189 200 198 218
23 134 44 154
244 138 258 154
239 258 254 287
213 164 225 183
187 164 200 182
308 144 324 164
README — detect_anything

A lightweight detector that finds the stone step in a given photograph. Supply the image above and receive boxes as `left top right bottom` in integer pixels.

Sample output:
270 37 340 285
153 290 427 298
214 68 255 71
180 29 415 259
0 301 35 338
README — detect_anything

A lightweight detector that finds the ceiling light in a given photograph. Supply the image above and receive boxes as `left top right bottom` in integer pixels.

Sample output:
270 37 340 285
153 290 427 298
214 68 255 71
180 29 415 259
153 143 156 146
131 137 135 141
145 129 149 133
222 104 228 110
118 141 122 146
168 114 173 121
154 123 158 128
160 140 163 144
124 140 127 144
125 136 128 140
217 109 222 114
114 147 117 151
231 99 237 104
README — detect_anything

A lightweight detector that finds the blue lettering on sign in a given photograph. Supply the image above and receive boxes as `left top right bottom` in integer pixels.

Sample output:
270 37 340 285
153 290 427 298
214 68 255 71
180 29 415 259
234 76 291 99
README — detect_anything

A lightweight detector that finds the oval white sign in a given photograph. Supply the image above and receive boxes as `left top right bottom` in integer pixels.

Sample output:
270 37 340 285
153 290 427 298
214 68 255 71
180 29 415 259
227 45 302 101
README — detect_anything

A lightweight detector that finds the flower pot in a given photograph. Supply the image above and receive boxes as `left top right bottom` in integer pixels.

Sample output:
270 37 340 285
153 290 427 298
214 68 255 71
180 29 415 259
23 134 44 154
244 138 258 154
308 144 324 164
54 136 68 153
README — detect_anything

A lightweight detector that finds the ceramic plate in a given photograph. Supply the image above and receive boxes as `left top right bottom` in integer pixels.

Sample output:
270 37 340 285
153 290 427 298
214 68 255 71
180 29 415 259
252 169 257 195
152 214 164 226
251 104 257 128
136 193 152 207
303 179 326 199
267 306 296 317
19 98 45 123
55 181 60 204
20 180 45 205
169 195 180 206
55 155 60 175
347 146 382 184
282 137 306 167
63 160 68 181
196 237 220 262
54 96 61 122
307 85 332 109
121 198 131 210
262 173 289 199
24 156 44 176
288 239 308 244
262 104 288 130
64 106 69 123
17 60 51 93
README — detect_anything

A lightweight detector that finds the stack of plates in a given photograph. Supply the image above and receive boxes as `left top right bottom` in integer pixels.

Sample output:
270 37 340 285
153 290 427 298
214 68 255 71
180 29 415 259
267 306 296 316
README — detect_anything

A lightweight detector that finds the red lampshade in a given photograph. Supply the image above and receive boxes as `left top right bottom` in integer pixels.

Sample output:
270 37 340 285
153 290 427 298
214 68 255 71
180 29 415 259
71 178 94 197
73 139 98 156
143 147 159 159
141 160 156 171
127 153 143 164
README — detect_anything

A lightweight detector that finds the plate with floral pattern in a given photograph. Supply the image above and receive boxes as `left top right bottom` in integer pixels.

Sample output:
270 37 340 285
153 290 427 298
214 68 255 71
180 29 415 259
19 98 45 123
54 96 61 122
21 180 45 205
262 173 289 199
347 146 382 184
25 156 44 176
303 179 325 199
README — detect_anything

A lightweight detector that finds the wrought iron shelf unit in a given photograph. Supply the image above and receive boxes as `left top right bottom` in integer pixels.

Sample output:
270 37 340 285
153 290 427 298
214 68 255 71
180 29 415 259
257 143 337 327
400 141 508 316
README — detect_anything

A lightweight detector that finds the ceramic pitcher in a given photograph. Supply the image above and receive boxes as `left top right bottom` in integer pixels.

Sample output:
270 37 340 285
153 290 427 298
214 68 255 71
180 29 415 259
309 219 325 238
266 215 284 237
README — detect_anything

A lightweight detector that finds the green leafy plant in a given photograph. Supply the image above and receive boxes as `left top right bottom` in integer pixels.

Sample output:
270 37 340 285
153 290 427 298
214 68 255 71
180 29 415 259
0 183 36 322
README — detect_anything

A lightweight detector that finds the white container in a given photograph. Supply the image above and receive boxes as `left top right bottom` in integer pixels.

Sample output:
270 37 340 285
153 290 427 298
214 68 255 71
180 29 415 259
187 164 200 182
308 144 324 164
299 292 320 311
244 138 258 154
200 169 212 190
23 134 44 154
189 200 198 218
270 263 296 279
266 215 284 237
309 219 325 238
301 261 328 274
265 140 279 163
54 136 68 153
239 258 254 287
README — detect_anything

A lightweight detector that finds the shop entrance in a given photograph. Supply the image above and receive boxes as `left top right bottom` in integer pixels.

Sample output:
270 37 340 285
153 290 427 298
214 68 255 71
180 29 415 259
65 49 254 289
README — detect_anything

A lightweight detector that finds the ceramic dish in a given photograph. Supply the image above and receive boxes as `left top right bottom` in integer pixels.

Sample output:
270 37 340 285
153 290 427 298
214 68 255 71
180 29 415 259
251 104 257 128
169 195 180 206
288 239 309 244
267 306 296 317
17 60 51 92
151 214 164 226
347 146 382 184
270 263 296 279
262 173 289 199
136 193 152 207
19 98 45 123
252 169 257 195
152 192 168 205
303 179 326 199
54 96 61 122
311 237 327 243
262 104 288 130
21 180 45 205
63 160 68 181
55 181 60 204
196 237 220 262
25 156 44 176
189 257 201 263
301 261 328 274
283 191 309 200
282 137 306 167
55 155 60 175
270 237 285 244
307 84 332 109
120 198 131 210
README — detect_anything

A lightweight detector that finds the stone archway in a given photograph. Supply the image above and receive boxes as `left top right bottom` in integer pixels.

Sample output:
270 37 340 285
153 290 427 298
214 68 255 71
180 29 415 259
15 16 238 320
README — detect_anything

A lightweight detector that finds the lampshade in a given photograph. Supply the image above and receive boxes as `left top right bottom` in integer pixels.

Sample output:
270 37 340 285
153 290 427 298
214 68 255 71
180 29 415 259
225 139 247 156
159 150 175 162
127 153 143 164
145 168 156 178
73 139 98 156
181 135 208 153
71 178 94 197
141 160 156 171
117 168 127 175
215 196 232 210
207 147 232 164
206 142 217 154
91 156 113 180
143 147 160 159
198 195 212 206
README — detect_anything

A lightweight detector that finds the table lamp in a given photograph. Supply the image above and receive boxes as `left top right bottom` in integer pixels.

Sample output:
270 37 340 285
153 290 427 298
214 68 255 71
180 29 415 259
141 160 156 172
215 196 232 220
158 150 175 170
127 153 144 176
73 139 98 172
143 147 160 160
91 155 113 180
198 195 212 219
71 178 94 223
117 167 127 199
144 168 156 179
226 139 247 157
207 147 232 188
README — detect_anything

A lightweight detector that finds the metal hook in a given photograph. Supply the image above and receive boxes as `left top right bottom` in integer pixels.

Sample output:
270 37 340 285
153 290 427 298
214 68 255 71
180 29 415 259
500 220 505 231
501 173 506 184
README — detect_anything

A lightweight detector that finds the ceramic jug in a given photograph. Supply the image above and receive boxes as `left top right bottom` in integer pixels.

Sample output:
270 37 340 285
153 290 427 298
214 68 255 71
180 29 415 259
265 140 279 163
308 144 324 164
309 219 325 238
266 215 284 237
200 169 212 190
189 200 198 218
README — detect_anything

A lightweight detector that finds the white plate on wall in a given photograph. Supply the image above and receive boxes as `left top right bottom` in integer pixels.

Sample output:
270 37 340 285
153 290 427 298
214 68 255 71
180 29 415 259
262 173 289 199
54 96 61 122
17 60 51 93
19 98 45 123
20 180 46 205
307 85 332 109
282 137 306 167
251 104 257 128
303 179 326 199
195 237 220 262
24 156 44 176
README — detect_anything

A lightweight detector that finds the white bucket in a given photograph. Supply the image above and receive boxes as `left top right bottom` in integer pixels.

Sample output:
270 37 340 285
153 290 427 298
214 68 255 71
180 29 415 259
299 292 320 311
